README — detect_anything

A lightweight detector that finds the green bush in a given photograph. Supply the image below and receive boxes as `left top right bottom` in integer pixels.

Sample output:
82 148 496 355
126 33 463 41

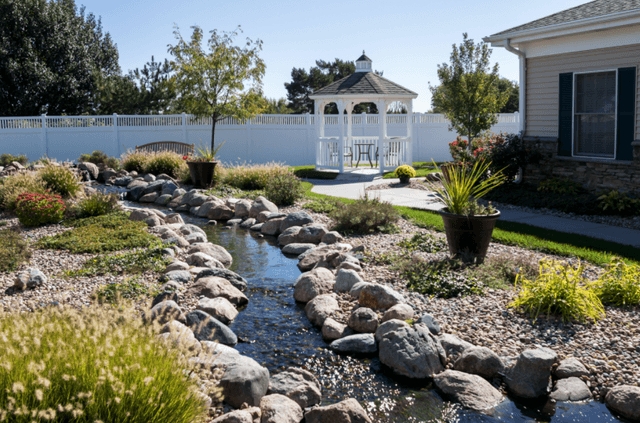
330 195 399 234
14 193 66 227
37 212 157 253
144 151 186 178
303 197 344 214
66 244 170 277
264 173 304 206
38 166 81 198
509 259 604 323
486 133 543 182
597 190 640 216
222 163 290 190
73 192 121 218
0 304 216 422
537 178 583 195
397 232 447 254
78 150 120 169
0 228 31 272
401 257 483 298
593 258 640 306
291 166 338 180
0 153 28 167
0 173 49 210
121 151 150 173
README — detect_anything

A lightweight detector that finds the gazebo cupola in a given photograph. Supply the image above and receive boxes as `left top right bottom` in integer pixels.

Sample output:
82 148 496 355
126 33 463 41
309 52 418 174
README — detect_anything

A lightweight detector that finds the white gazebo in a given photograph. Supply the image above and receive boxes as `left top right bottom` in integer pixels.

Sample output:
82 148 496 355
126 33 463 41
309 52 418 174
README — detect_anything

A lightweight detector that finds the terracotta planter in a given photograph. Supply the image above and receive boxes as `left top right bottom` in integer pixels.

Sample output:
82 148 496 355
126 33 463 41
187 161 217 187
440 210 500 263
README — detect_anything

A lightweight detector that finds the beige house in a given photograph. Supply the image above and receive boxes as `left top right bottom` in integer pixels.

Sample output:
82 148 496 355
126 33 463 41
485 0 640 193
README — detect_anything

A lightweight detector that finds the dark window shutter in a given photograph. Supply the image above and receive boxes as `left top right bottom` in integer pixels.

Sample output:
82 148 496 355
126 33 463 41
558 72 573 156
616 67 636 161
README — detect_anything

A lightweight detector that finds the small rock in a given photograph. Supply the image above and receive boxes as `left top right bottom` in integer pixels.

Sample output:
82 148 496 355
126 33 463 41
330 334 377 355
293 268 335 303
282 243 316 256
381 304 414 323
549 377 592 402
433 370 503 411
259 394 303 423
14 268 46 290
304 294 339 327
416 314 441 335
305 398 372 423
347 308 379 333
334 269 364 293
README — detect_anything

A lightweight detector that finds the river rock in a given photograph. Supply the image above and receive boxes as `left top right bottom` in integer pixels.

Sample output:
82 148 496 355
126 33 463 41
321 231 344 244
179 223 207 237
297 248 338 271
259 394 303 423
195 267 248 291
161 182 178 196
454 347 504 380
374 319 410 342
187 193 210 207
196 200 222 218
555 357 589 379
186 277 249 306
188 243 233 267
185 232 208 244
322 318 354 342
78 162 99 179
139 192 159 203
155 194 173 206
219 355 270 408
148 300 185 325
336 261 362 273
438 333 474 357
14 268 46 290
381 304 414 322
152 290 180 308
297 225 329 244
305 398 372 423
549 377 591 402
197 297 238 324
269 367 322 409
173 188 186 198
605 385 640 421
250 223 264 231
256 211 271 223
330 334 377 354
349 282 372 299
185 310 237 346
161 270 192 284
164 213 184 225
359 283 405 309
379 326 444 379
141 180 165 195
334 269 364 293
416 314 441 335
157 320 201 352
144 174 156 182
304 294 339 327
127 179 148 190
505 348 557 399
208 205 235 221
250 196 278 218
347 308 379 333
126 185 146 201
282 243 316 256
278 227 302 246
433 370 503 411
280 212 314 232
233 200 252 218
293 268 335 303
261 217 286 236
211 409 255 423
186 252 217 267
114 175 132 186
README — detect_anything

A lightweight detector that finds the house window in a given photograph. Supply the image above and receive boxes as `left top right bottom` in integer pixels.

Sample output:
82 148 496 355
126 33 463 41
573 70 617 158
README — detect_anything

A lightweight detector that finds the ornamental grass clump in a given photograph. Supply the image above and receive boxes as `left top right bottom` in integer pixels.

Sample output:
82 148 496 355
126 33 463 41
0 173 49 210
0 228 31 272
330 195 399 234
593 258 640 306
121 150 150 173
0 304 218 422
78 150 120 170
222 162 290 190
509 259 605 323
38 165 82 198
14 193 66 227
72 192 121 218
144 151 187 178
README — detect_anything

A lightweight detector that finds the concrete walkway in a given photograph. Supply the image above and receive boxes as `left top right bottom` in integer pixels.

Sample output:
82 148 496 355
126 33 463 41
310 176 640 248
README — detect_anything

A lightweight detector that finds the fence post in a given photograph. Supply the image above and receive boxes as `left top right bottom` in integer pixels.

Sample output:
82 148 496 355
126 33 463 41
182 113 188 144
305 112 312 164
41 114 47 157
113 113 119 156
246 116 252 161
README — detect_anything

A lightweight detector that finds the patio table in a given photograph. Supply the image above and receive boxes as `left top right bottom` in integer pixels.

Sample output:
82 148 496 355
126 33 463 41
354 143 375 168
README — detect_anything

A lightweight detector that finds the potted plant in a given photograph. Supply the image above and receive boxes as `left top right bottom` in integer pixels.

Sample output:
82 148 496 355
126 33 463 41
426 159 507 263
187 142 224 187
395 165 416 184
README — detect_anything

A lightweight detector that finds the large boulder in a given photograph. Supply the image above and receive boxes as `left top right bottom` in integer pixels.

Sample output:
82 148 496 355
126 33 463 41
381 304 414 323
374 319 410 343
234 200 252 218
280 212 314 232
453 347 504 380
297 247 339 271
378 326 444 379
186 277 249 306
347 308 379 333
197 297 238 325
78 162 99 179
188 243 233 267
196 200 223 218
293 268 335 303
208 205 235 221
261 217 286 236
322 318 353 342
297 225 329 244
505 348 557 399
185 310 237 346
268 367 322 409
218 354 270 408
349 282 372 300
605 385 640 421
555 357 589 379
334 269 364 293
549 377 592 402
305 398 372 423
278 227 302 246
438 333 474 357
330 334 377 355
195 267 248 291
304 294 339 327
433 370 503 411
249 196 278 218
359 284 405 309
259 394 303 423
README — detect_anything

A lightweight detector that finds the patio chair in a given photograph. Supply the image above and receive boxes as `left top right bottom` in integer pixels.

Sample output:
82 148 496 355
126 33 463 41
374 142 401 167
328 143 353 167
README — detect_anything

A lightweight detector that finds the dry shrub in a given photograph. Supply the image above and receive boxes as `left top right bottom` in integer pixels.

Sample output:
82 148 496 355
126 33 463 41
221 162 290 190
0 172 49 210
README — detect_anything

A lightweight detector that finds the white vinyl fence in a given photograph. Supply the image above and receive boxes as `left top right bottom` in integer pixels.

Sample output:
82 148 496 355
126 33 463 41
0 113 519 166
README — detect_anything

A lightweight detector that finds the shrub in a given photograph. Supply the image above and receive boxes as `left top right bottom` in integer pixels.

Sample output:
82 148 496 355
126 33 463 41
509 259 604 323
395 165 416 179
401 257 483 298
222 162 290 190
14 193 66 227
467 254 540 290
264 173 304 206
0 228 31 272
121 150 150 173
449 132 506 165
0 304 217 422
144 151 186 178
330 195 399 234
486 133 542 182
597 190 640 216
0 153 28 167
38 165 81 198
78 150 120 169
66 243 171 277
303 197 344 214
397 232 447 254
94 277 159 304
37 212 157 253
537 178 583 195
593 258 640 306
0 172 49 210
73 192 121 218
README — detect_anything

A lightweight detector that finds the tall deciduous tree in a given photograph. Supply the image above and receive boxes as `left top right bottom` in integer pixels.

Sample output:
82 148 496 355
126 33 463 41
429 33 508 143
0 0 120 116
168 25 265 155
430 76 518 114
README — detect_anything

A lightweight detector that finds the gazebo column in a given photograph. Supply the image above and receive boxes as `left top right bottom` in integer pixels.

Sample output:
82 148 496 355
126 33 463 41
337 100 345 173
406 101 413 166
346 101 355 169
377 100 387 174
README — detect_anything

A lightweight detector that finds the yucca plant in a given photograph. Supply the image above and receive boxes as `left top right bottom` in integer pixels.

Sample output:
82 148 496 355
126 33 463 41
191 142 225 162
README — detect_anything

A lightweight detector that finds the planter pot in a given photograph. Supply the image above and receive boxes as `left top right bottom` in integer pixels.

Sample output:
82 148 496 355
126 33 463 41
187 161 217 187
399 176 410 184
440 210 500 263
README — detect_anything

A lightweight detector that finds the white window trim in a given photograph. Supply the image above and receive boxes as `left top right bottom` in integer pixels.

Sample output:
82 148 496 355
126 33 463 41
571 69 618 159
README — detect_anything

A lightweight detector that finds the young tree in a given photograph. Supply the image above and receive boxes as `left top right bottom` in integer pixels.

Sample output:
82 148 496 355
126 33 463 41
168 25 265 155
430 76 518 114
429 33 508 143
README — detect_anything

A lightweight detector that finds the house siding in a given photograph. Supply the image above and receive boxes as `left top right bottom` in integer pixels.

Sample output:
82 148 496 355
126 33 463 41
525 44 640 140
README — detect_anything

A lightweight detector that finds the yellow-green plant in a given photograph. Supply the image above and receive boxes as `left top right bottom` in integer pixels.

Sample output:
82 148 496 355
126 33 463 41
192 142 225 162
143 150 187 178
395 165 416 178
509 259 605 323
222 162 290 190
426 159 506 215
121 150 151 173
593 258 640 306
0 304 219 422
38 165 82 198
0 172 49 210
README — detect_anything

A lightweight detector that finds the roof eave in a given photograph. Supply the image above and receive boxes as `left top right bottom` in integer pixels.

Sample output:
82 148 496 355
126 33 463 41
484 8 640 45
309 93 418 100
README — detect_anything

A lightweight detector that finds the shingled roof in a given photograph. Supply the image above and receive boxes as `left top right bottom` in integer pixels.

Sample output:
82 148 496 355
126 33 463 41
312 72 417 97
492 0 640 37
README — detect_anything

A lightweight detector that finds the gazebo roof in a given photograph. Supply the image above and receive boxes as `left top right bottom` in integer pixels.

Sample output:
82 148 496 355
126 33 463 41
311 71 417 98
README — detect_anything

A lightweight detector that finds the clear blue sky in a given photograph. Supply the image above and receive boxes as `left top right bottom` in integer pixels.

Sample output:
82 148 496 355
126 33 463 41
80 0 587 113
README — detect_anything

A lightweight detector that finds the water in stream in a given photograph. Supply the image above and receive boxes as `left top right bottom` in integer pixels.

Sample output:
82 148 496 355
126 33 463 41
200 223 626 423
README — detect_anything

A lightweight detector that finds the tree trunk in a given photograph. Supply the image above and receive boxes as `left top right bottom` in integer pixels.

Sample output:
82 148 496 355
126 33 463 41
210 114 217 159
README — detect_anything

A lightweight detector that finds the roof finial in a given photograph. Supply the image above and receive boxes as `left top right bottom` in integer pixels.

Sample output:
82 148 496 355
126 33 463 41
363 50 365 55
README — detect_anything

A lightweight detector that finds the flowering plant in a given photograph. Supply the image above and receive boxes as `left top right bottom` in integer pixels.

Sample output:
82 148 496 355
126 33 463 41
14 192 66 227
395 165 416 178
449 132 506 167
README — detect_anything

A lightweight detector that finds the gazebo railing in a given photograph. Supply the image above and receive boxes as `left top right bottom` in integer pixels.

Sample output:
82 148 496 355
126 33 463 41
316 137 340 169
315 136 412 171
382 137 412 171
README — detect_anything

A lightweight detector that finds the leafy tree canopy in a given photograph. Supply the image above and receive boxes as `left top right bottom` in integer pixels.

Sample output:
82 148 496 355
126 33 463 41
0 0 120 116
430 76 518 114
262 97 293 114
429 33 509 142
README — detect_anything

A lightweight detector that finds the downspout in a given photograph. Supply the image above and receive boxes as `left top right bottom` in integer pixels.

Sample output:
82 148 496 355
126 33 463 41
504 39 526 135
